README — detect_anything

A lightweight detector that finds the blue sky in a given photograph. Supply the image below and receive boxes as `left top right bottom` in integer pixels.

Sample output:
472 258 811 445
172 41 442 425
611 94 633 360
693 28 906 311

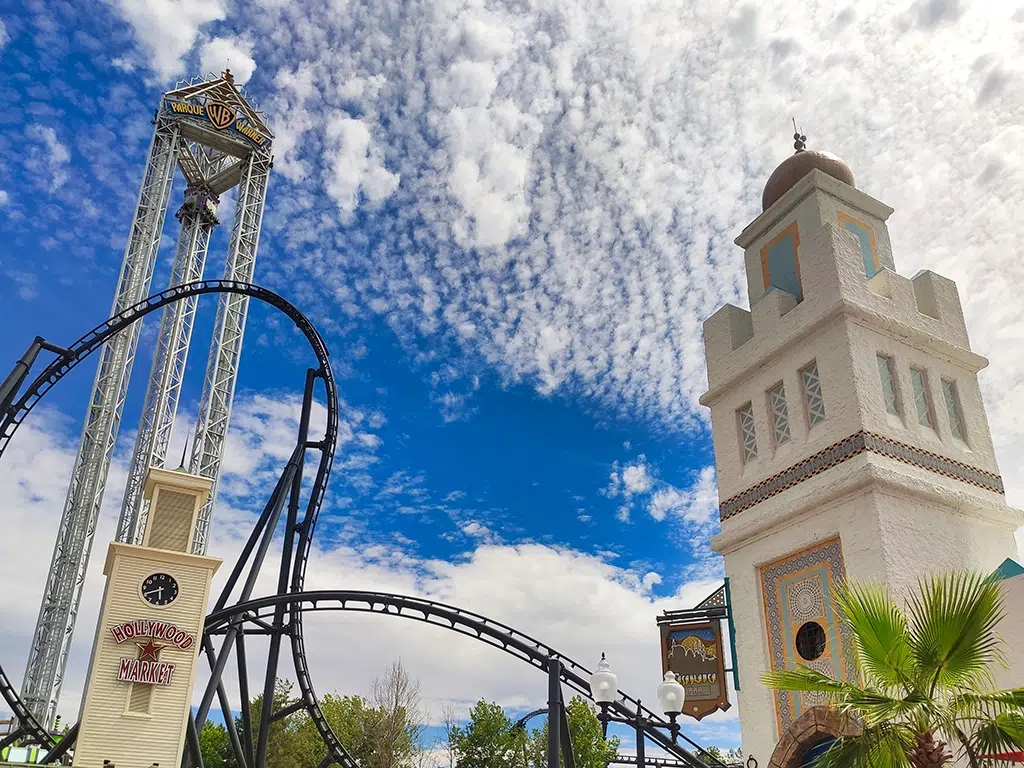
2 0 1024 758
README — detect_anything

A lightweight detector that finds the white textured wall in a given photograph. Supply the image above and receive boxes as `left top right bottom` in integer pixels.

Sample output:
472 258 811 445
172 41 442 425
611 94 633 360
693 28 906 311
993 574 1024 692
704 171 1024 765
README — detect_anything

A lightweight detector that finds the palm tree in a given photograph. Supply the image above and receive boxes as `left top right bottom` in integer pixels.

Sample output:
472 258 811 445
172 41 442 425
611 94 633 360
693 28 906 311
762 571 1024 767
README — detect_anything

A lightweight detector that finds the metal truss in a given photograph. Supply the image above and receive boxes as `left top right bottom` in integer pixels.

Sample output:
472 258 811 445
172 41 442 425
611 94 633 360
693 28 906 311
25 72 276 725
19 112 180 728
189 148 272 555
3 282 720 768
117 199 214 545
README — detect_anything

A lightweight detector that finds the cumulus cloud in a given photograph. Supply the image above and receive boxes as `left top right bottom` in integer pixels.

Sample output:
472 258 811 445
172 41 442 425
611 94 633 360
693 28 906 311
24 124 70 192
323 114 401 217
198 36 256 85
113 0 226 80
0 19 9 49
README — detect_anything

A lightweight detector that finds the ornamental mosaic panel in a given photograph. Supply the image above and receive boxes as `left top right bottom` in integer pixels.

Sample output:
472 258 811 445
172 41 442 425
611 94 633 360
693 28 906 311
801 361 826 427
838 212 879 278
718 430 1004 520
760 537 856 736
760 223 803 301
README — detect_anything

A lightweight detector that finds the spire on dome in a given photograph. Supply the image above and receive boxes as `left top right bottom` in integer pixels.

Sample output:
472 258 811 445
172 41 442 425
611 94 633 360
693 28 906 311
761 125 856 211
792 118 807 152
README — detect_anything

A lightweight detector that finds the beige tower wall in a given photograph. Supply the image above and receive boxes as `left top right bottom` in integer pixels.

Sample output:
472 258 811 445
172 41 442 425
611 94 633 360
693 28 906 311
73 544 219 768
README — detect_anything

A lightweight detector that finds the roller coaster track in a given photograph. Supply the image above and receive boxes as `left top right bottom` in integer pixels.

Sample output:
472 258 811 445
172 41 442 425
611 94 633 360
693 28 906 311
1 281 718 768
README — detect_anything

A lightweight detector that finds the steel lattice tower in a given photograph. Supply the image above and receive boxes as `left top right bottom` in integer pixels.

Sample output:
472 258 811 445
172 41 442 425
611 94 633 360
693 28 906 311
20 71 274 727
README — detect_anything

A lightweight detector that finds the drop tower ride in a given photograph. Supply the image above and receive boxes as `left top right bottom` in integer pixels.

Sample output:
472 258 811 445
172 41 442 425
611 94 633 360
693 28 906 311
20 71 274 727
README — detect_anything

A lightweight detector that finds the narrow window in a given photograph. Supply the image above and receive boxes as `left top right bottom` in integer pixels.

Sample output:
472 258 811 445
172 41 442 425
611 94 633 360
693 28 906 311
737 402 758 463
942 379 967 441
767 382 791 446
877 355 899 415
127 683 153 714
800 361 826 426
910 367 934 428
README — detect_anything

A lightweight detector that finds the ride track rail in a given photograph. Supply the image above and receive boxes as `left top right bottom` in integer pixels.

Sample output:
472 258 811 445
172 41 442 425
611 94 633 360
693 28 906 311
205 591 725 768
0 280 719 768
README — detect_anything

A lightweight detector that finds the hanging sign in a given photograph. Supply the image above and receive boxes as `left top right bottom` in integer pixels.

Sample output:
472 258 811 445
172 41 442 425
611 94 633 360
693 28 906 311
165 99 269 148
660 620 731 721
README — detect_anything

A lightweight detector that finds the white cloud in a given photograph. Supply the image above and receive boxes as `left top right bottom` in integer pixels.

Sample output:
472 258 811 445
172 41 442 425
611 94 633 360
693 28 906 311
198 36 256 85
323 114 400 216
0 19 9 49
24 124 70 192
113 0 226 80
0 189 9 206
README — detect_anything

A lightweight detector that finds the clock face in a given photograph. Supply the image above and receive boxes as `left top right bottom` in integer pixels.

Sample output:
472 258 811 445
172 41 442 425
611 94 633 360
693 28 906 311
141 573 179 606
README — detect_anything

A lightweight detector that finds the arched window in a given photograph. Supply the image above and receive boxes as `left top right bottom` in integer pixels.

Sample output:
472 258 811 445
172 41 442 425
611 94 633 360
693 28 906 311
801 738 837 767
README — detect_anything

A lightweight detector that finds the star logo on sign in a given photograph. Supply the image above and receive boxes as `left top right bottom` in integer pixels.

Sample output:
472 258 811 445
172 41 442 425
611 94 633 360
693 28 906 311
136 638 165 662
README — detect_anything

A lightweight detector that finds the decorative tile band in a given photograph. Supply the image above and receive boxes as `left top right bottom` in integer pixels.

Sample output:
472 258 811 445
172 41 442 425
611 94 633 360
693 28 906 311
720 430 1004 521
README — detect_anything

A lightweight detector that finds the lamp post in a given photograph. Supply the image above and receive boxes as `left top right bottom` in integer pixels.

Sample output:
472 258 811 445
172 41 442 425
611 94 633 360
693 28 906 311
589 654 686 768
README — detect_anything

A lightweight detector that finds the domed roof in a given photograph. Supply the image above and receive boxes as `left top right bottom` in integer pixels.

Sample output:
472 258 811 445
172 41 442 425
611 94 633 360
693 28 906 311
762 142 856 211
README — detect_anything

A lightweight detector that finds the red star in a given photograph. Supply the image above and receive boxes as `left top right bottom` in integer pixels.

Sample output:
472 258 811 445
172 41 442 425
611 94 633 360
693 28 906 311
136 638 165 662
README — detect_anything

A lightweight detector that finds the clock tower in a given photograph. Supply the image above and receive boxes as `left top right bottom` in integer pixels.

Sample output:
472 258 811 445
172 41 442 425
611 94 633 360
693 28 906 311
701 140 1023 766
73 467 221 768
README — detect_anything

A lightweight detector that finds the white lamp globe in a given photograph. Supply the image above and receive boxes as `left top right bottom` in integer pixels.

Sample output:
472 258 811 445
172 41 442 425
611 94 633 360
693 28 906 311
589 654 618 704
656 671 685 716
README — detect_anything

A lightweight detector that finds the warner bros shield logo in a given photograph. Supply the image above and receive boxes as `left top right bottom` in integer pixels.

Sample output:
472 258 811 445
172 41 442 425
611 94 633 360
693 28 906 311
206 100 236 130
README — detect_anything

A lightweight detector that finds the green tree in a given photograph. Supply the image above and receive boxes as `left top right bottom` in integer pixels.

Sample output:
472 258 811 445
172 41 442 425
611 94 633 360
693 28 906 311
525 697 619 768
199 720 233 768
763 572 1024 767
451 700 527 768
239 678 304 768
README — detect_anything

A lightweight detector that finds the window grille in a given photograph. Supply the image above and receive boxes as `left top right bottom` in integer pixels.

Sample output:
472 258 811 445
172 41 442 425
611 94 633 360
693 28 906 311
877 355 899 415
767 383 791 445
737 402 757 463
942 379 966 440
801 361 826 426
910 368 934 428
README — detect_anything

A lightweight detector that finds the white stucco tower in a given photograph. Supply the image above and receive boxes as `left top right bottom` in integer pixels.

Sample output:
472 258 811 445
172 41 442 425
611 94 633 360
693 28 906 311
701 141 1024 766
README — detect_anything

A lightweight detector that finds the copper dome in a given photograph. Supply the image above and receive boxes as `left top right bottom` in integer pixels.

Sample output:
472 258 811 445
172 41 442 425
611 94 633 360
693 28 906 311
762 149 856 211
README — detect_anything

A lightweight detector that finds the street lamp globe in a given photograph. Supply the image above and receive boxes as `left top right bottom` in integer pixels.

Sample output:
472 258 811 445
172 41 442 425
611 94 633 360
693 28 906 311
589 653 618 704
656 671 685 716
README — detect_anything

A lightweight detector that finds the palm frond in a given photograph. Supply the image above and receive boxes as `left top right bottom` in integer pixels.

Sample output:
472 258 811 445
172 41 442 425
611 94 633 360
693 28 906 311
906 572 1005 694
809 722 914 768
953 688 1024 713
761 665 850 695
834 580 914 693
967 712 1024 759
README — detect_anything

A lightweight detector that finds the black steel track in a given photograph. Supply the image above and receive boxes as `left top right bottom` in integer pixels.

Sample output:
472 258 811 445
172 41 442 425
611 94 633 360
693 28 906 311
204 591 720 768
0 280 355 767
